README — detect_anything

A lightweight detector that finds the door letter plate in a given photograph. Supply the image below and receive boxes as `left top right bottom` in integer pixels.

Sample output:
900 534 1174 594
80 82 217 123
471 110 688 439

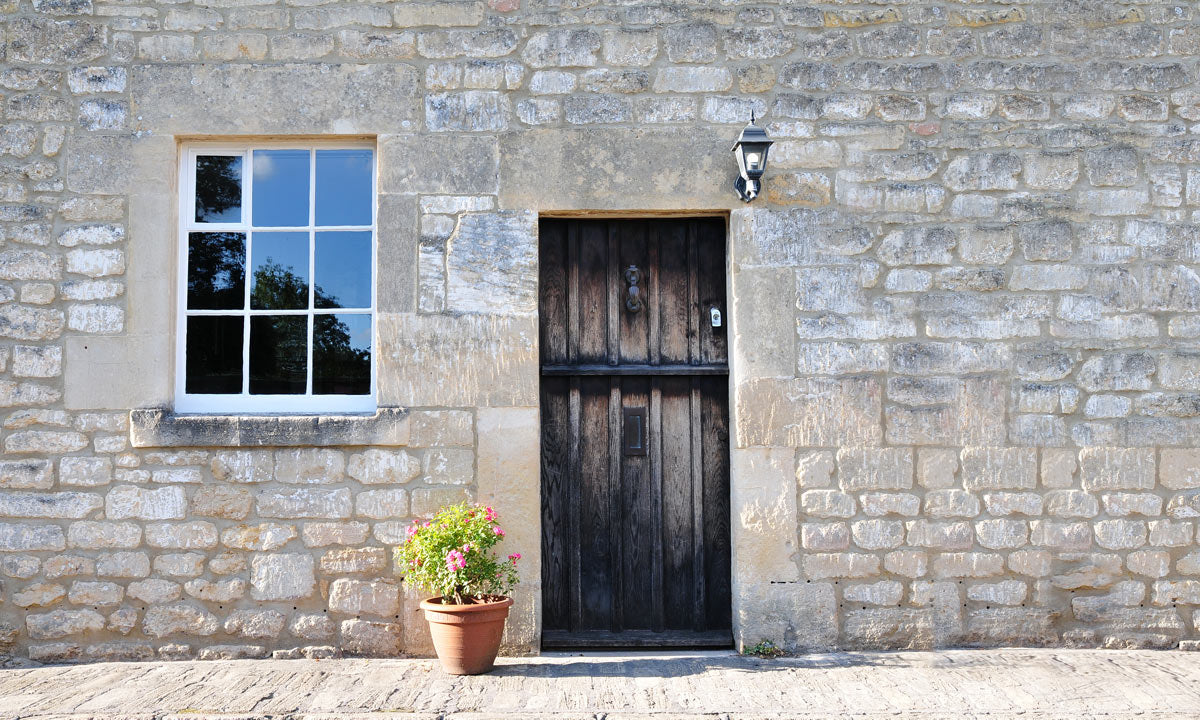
623 407 648 456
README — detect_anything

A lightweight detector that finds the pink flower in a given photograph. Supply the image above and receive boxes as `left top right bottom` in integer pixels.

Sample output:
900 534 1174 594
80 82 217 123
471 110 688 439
484 507 497 522
445 549 466 572
493 526 506 537
461 543 472 553
508 552 521 564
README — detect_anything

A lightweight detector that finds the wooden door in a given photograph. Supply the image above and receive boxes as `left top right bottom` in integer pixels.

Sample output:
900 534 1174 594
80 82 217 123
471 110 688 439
539 217 732 648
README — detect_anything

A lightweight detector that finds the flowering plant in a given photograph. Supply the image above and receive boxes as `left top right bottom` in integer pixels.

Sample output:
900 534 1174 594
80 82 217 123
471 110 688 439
394 502 520 605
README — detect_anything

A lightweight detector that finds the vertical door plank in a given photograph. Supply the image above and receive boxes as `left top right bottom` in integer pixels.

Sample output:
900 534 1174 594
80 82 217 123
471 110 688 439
689 379 706 630
539 377 570 631
656 221 690 365
660 376 695 631
567 375 582 631
647 227 661 366
619 220 651 364
607 376 624 632
577 222 609 363
648 376 665 633
700 375 732 631
606 222 620 366
567 222 580 365
686 222 700 365
539 219 568 366
578 376 612 630
696 218 728 366
619 375 652 629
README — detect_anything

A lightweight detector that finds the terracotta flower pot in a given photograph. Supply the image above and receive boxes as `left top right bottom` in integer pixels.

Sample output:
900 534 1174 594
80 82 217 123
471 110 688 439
420 595 513 675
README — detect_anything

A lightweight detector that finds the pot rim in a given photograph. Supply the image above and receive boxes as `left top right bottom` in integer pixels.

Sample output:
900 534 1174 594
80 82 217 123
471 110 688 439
419 595 514 613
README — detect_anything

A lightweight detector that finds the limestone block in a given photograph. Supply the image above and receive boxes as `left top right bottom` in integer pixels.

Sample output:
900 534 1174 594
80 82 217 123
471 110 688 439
737 377 882 447
982 492 1042 516
851 519 904 550
409 411 473 447
732 448 799 585
0 523 65 551
845 580 903 606
355 490 408 520
923 490 981 518
153 554 204 579
523 29 600 68
906 520 973 551
0 460 54 490
44 556 93 579
800 489 855 518
380 313 535 408
67 521 141 549
302 522 371 548
803 552 880 580
96 552 149 578
1031 521 1093 551
837 448 913 491
1128 550 1170 578
131 64 418 134
961 447 1037 490
142 604 219 638
1102 493 1162 517
146 522 218 549
1080 448 1155 490
14 583 66 608
272 449 346 485
844 608 934 649
321 548 387 575
1009 549 1052 577
968 580 1027 605
191 485 253 520
735 581 837 652
221 523 297 552
256 488 352 519
1045 490 1100 518
27 609 104 640
60 457 111 487
125 579 180 604
347 450 420 485
411 488 471 518
859 492 920 516
802 522 849 551
933 552 1004 579
796 451 835 489
1041 448 1078 488
290 614 334 641
1079 352 1155 391
329 579 401 617
975 519 1028 549
444 212 536 316
885 550 928 578
106 486 186 521
499 128 732 212
795 342 889 376
5 430 86 453
184 578 246 603
224 610 285 639
886 378 1007 446
341 619 403 657
8 17 106 65
0 556 39 579
211 451 274 484
1148 520 1193 546
380 134 497 195
964 608 1058 645
251 553 315 601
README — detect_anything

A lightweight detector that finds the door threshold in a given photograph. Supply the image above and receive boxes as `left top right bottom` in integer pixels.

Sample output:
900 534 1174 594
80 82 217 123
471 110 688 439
538 648 738 661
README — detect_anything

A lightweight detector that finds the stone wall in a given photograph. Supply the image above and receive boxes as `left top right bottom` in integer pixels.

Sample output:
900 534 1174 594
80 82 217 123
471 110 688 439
3 0 1200 661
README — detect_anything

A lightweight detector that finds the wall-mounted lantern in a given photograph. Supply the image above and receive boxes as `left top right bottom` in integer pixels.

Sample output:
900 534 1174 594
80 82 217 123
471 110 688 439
731 113 773 203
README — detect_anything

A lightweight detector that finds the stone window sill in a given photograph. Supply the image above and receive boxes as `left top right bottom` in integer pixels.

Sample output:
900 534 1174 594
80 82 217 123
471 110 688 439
129 407 410 448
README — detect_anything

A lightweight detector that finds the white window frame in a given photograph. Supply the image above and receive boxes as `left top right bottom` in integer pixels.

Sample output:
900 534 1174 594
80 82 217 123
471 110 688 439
175 140 378 415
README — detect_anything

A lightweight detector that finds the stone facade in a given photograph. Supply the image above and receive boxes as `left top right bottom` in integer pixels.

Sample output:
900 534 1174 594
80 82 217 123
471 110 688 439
1 0 1200 662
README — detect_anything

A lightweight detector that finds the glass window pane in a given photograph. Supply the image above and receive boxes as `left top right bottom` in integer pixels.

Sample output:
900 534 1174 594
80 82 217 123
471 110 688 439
315 149 372 226
314 231 371 309
251 231 309 310
195 155 242 223
314 314 370 395
187 232 245 310
249 316 308 394
186 316 243 393
252 150 309 227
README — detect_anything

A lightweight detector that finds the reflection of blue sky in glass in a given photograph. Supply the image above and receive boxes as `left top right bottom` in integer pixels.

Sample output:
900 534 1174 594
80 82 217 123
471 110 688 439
335 314 371 353
251 232 309 309
253 150 309 227
316 150 372 226
315 231 371 308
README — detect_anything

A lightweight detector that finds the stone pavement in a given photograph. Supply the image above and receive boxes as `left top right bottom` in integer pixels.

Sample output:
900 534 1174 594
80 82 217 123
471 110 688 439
2 649 1200 719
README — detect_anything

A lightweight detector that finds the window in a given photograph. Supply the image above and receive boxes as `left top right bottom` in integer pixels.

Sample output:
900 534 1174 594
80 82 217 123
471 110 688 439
176 142 376 414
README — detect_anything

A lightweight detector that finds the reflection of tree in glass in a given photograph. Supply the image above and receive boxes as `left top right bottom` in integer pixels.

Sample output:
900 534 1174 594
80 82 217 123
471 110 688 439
195 156 241 222
188 232 245 309
250 262 370 395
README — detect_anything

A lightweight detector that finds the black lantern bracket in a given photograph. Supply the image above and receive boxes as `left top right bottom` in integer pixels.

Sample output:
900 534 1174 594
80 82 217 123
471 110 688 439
731 112 774 203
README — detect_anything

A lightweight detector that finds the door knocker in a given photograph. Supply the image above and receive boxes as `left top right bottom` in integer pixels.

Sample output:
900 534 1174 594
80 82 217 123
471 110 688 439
624 265 643 313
